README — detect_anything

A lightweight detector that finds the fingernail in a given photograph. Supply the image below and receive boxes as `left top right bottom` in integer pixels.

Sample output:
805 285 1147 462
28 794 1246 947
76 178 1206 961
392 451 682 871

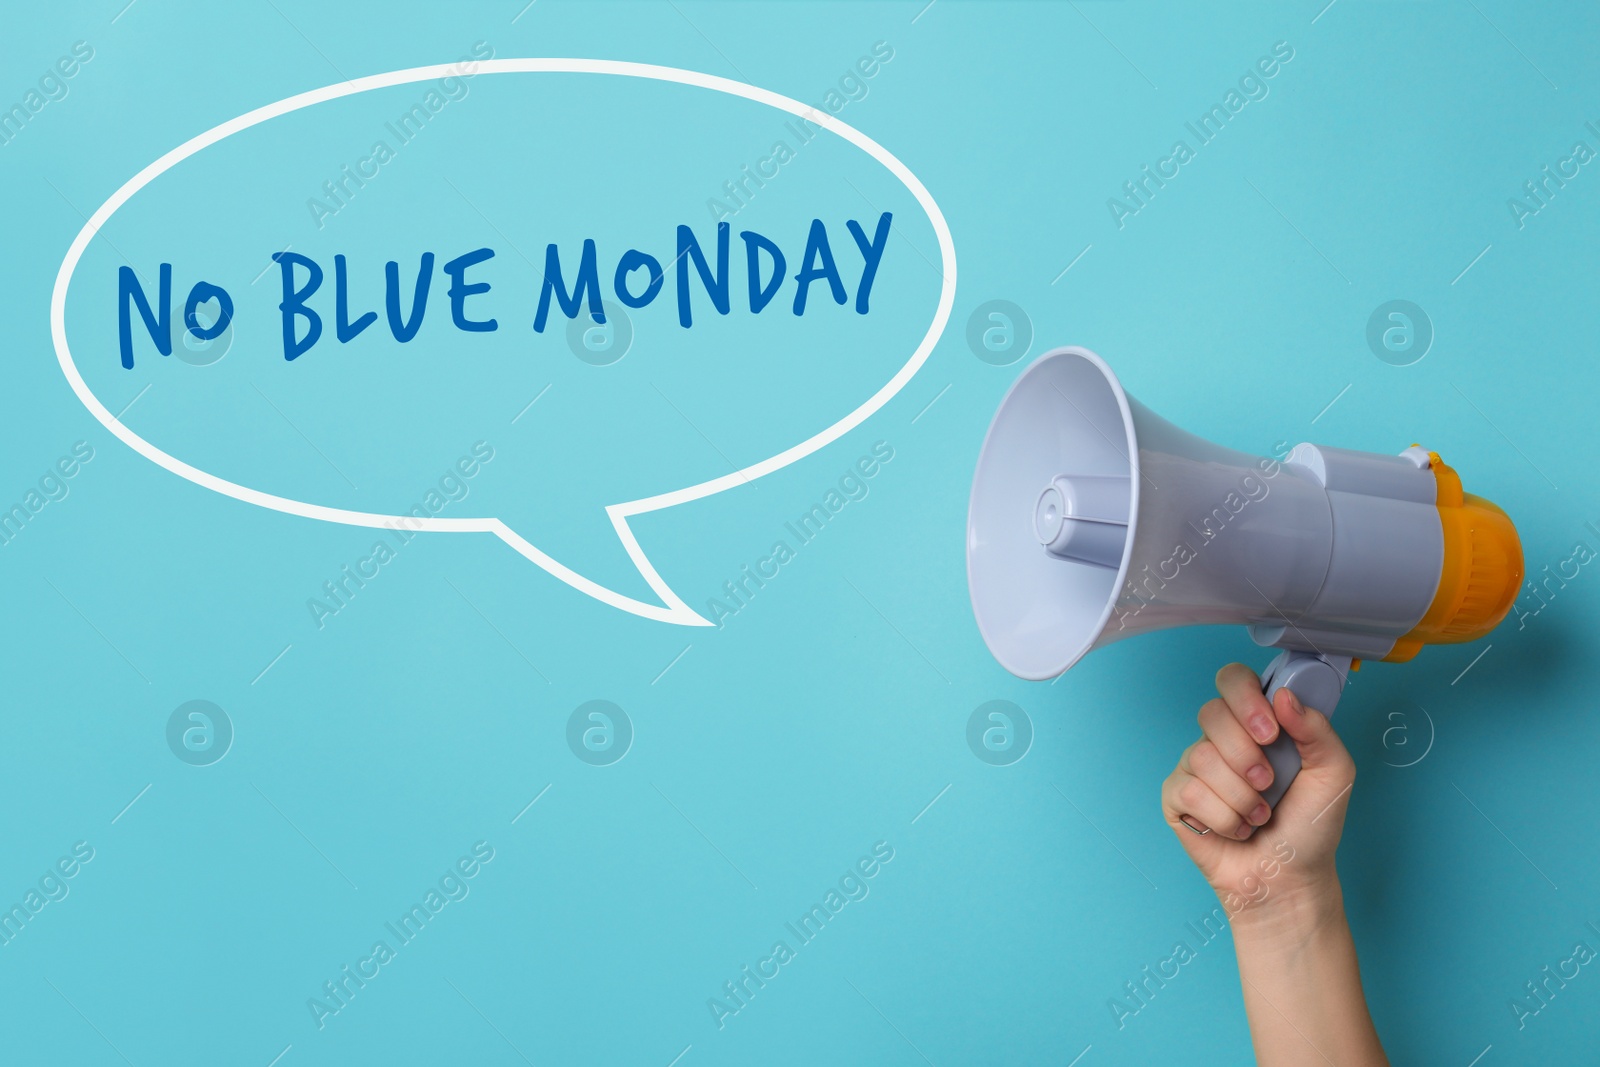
1248 714 1274 742
1246 764 1272 790
1236 823 1255 840
1249 802 1271 826
1286 689 1304 715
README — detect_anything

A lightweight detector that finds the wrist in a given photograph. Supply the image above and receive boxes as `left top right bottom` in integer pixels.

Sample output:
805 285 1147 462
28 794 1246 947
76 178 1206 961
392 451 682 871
1228 873 1346 953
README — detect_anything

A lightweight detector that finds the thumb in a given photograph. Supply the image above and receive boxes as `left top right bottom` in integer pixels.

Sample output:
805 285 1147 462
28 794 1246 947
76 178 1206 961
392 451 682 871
1272 686 1351 774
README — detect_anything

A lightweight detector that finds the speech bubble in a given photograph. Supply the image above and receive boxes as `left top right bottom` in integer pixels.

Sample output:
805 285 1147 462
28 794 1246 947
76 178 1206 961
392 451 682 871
52 59 956 625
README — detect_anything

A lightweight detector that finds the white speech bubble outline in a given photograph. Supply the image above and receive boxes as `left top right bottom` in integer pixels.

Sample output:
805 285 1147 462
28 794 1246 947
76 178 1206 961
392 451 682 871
51 59 956 626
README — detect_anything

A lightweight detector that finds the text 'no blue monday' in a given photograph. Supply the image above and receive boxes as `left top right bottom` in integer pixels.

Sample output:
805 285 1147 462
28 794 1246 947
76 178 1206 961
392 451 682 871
115 213 896 368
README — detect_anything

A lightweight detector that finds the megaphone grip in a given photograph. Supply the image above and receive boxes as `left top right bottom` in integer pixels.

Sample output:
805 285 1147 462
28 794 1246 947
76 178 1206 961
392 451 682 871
1258 733 1303 810
1258 650 1351 809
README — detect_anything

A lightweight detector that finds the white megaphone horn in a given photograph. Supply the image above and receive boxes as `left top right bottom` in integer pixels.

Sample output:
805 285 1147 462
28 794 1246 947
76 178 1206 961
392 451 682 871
967 348 1523 812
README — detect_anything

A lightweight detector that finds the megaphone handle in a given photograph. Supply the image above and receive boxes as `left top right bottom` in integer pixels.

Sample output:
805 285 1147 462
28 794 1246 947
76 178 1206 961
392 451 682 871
1257 650 1352 809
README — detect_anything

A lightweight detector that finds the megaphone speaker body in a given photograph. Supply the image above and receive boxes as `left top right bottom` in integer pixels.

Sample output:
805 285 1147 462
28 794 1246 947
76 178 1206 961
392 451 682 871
968 347 1522 811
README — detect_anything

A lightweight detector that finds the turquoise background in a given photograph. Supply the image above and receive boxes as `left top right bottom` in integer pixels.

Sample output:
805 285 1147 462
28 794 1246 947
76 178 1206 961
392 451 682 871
2 2 1598 1064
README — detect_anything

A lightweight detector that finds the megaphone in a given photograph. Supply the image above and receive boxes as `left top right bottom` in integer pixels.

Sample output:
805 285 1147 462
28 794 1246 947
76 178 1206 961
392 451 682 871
967 347 1522 811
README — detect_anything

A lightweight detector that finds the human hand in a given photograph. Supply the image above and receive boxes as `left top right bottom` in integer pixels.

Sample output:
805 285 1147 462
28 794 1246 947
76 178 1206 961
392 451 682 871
1160 662 1357 926
1161 664 1388 1063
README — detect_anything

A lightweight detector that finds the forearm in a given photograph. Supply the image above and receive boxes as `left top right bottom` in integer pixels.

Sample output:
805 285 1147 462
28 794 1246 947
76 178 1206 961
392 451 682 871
1232 880 1389 1066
